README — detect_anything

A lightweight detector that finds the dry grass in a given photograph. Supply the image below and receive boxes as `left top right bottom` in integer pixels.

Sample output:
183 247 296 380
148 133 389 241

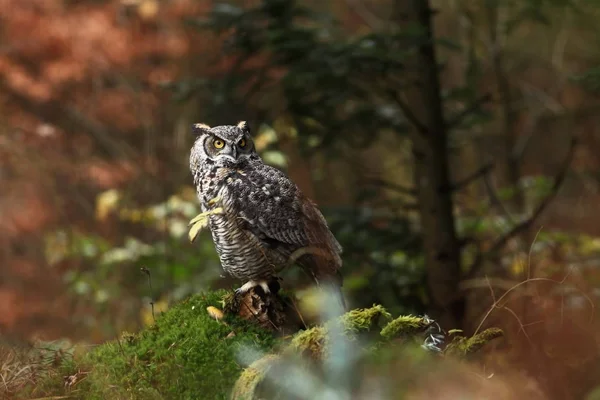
0 344 38 397
0 340 72 398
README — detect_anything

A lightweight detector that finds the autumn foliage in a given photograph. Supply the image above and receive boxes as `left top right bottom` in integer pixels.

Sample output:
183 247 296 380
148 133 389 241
0 0 213 339
4 1 600 398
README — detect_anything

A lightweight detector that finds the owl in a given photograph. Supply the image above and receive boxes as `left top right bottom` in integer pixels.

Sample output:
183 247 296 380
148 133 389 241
189 121 345 307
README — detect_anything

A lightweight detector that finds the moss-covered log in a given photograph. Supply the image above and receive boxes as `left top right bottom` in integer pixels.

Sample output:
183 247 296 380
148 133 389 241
444 328 504 358
290 305 391 359
380 315 432 340
230 354 283 400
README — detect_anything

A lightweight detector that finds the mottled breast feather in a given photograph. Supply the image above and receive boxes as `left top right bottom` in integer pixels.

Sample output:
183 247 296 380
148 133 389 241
197 157 342 281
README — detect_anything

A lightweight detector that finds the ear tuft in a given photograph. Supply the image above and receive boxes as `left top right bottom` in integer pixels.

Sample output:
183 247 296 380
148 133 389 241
192 123 211 135
237 121 250 133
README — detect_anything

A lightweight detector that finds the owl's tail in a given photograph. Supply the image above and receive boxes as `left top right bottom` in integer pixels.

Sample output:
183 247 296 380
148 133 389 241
294 246 347 314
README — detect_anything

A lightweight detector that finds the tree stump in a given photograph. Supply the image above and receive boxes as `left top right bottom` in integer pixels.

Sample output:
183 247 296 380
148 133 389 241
223 282 305 336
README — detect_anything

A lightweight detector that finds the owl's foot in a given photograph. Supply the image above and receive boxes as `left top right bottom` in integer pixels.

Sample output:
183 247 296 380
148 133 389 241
235 280 271 295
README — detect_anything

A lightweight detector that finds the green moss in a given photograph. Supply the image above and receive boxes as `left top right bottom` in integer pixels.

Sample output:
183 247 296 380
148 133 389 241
230 354 281 400
26 290 276 400
339 304 392 333
289 305 390 359
444 328 503 358
289 326 328 359
222 291 239 314
23 294 504 400
380 315 429 340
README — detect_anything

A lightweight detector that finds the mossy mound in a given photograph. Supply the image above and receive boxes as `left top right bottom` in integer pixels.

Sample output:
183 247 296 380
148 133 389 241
27 290 277 400
22 293 504 400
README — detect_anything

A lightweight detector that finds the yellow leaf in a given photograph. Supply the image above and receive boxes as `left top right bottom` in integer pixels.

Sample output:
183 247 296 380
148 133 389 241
211 206 224 215
510 254 526 277
206 306 224 321
579 236 600 255
188 207 224 242
189 213 208 226
44 230 69 266
95 189 121 221
254 125 278 151
188 219 208 242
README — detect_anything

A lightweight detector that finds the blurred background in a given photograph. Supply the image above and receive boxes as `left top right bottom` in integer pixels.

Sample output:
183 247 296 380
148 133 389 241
3 0 600 397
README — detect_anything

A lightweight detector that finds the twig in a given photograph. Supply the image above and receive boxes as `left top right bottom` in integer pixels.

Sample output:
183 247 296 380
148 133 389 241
472 266 594 336
287 297 308 330
352 78 429 137
365 177 417 196
384 89 429 135
446 162 494 192
485 275 496 304
140 266 155 323
527 226 544 280
511 123 537 165
239 296 280 332
501 305 534 347
467 136 576 278
521 226 544 321
446 93 492 129
482 169 516 226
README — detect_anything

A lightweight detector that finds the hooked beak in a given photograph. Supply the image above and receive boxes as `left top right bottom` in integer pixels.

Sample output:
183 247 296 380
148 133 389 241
219 144 237 162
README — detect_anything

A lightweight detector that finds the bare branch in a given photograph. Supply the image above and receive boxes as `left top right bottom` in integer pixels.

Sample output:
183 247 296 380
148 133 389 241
446 93 492 130
483 169 516 226
447 162 494 192
384 89 429 135
468 265 593 336
365 177 417 196
467 136 576 279
353 78 429 136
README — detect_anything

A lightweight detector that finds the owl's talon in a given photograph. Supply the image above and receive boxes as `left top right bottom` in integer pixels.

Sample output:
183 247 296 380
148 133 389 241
235 280 271 295
257 280 271 294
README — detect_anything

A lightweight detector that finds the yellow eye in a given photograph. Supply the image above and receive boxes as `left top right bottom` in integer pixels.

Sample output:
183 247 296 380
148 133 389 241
238 138 246 148
213 139 225 149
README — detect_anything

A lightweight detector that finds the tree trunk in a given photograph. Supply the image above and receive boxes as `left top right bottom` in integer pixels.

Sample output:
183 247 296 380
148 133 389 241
394 1 463 329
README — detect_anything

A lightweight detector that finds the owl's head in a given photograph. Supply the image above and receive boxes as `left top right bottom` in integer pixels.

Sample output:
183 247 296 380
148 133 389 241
190 121 258 170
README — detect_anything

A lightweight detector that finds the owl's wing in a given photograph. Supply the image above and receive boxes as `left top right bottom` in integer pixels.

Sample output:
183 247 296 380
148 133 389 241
223 163 342 272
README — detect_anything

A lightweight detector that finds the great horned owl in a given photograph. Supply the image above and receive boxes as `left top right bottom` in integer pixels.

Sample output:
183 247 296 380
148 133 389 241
189 121 345 307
